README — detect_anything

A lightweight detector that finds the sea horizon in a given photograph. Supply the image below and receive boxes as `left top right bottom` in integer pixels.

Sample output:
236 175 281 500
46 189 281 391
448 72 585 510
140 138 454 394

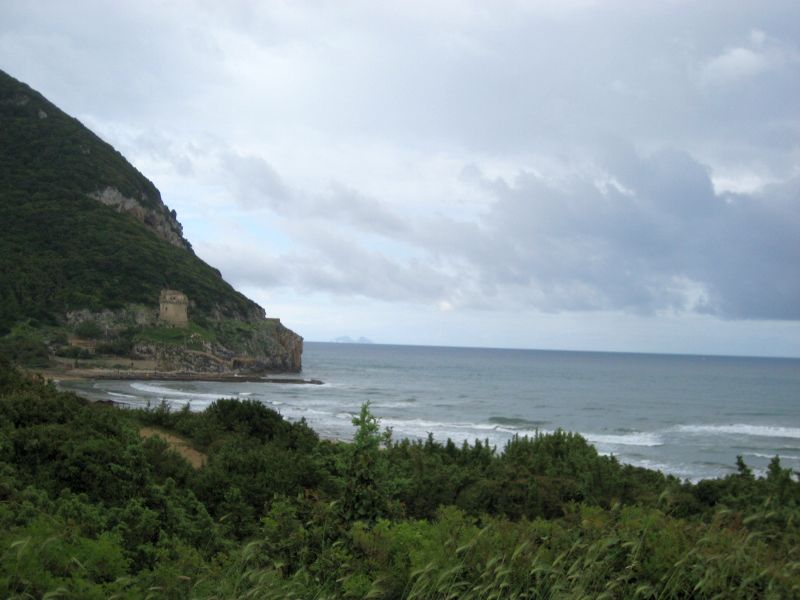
310 339 800 362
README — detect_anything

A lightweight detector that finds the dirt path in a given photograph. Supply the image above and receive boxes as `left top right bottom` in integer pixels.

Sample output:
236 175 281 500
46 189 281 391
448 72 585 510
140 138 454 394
139 426 207 469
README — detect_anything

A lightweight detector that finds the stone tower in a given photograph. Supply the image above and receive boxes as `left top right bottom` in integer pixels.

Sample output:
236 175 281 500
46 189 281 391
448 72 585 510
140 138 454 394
159 289 189 326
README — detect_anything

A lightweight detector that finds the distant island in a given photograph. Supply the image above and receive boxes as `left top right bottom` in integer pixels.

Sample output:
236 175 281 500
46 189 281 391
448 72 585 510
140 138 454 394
331 336 374 344
0 69 302 377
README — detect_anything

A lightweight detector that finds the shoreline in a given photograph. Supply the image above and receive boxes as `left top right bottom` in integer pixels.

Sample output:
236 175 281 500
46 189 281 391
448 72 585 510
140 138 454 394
36 367 323 385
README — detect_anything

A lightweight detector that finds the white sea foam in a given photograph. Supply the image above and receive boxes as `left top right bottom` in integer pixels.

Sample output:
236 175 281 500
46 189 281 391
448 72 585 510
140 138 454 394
366 417 575 446
748 452 800 461
370 417 545 447
130 382 228 401
108 391 137 399
382 417 462 430
584 432 663 447
371 401 420 409
675 424 800 439
377 416 664 448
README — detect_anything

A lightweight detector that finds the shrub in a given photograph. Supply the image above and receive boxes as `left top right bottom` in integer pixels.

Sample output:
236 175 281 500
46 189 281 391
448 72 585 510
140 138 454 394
74 320 103 339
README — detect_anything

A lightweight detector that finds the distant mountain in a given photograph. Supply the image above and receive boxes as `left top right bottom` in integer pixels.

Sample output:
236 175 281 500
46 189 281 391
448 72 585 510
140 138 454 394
0 69 302 372
331 336 374 344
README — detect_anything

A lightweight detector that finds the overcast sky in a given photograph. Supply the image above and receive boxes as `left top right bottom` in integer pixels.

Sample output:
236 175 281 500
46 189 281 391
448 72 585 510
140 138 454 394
2 1 799 357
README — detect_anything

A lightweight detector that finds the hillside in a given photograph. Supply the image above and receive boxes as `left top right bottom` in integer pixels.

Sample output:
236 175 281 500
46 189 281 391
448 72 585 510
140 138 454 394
0 69 301 373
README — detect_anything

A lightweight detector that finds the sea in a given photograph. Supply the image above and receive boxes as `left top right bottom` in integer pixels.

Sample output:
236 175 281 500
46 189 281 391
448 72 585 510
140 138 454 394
59 342 800 482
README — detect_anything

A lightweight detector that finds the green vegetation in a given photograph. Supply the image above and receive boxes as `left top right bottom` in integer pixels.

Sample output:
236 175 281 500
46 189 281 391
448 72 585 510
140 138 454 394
0 322 51 368
0 191 258 334
0 71 161 209
0 69 264 338
1 358 798 598
74 320 103 339
133 323 214 347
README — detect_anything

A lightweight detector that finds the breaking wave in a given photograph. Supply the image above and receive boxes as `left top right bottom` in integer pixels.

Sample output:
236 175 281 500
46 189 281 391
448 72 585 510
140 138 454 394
130 382 226 401
675 424 800 439
584 432 663 447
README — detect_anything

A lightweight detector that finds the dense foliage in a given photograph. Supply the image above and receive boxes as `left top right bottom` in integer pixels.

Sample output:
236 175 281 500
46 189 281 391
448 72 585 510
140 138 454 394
1 358 798 598
0 69 262 337
0 70 160 207
0 191 258 332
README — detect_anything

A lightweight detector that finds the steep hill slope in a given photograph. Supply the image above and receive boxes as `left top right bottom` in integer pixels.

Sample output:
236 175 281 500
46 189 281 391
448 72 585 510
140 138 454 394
0 69 302 373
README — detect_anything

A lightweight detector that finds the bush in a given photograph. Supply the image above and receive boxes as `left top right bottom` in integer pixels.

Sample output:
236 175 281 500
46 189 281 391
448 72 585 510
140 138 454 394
74 320 103 339
1 354 799 598
95 337 133 355
55 346 93 359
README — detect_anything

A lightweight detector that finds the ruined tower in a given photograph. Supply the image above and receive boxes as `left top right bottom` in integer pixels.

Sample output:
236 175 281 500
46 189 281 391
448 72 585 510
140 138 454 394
159 289 189 326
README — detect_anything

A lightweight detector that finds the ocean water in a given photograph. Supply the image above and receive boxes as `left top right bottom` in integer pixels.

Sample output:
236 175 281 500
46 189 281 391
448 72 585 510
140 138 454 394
60 342 800 482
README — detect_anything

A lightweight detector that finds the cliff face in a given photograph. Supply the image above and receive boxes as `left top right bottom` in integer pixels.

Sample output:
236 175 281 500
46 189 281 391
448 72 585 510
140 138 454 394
90 187 190 251
0 69 303 373
66 301 303 374
150 324 303 373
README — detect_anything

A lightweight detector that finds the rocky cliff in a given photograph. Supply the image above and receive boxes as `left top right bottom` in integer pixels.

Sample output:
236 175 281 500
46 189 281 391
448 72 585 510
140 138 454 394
90 187 190 251
62 291 303 374
148 321 303 374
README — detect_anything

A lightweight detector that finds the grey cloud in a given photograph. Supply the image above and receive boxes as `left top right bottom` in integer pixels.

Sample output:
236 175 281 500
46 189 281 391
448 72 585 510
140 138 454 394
0 1 228 124
287 226 453 303
128 130 198 176
425 150 799 319
201 229 453 304
196 241 290 289
219 151 408 234
220 151 293 209
211 146 799 321
698 30 799 86
2 0 798 326
318 183 408 235
3 1 799 157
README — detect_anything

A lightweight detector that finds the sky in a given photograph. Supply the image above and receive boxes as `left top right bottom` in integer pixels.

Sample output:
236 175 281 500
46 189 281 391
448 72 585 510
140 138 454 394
2 0 799 357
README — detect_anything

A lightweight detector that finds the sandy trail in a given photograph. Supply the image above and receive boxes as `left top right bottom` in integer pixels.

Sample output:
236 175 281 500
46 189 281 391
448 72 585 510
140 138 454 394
139 426 207 469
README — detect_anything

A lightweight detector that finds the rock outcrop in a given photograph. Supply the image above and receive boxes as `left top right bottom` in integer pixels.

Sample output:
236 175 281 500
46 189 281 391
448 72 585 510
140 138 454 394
65 306 303 373
90 187 190 251
66 306 157 331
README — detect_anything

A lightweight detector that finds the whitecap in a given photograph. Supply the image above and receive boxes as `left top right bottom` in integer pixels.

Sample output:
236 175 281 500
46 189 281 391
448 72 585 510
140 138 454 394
747 452 800 461
584 432 663 447
675 424 800 439
130 382 228 401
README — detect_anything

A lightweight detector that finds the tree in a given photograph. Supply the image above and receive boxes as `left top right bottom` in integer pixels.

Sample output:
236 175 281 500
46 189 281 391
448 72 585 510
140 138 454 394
343 402 391 522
